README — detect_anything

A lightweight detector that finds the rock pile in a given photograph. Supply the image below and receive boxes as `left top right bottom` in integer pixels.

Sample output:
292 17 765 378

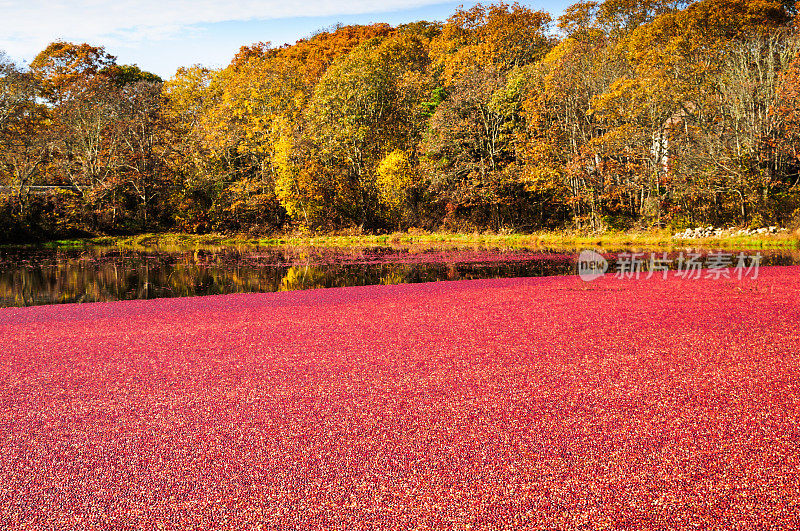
673 226 788 239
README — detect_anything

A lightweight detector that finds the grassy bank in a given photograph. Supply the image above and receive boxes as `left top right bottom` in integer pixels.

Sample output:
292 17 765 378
33 229 800 251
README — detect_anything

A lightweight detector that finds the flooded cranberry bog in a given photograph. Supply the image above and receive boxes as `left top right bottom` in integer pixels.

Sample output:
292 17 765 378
1 245 800 528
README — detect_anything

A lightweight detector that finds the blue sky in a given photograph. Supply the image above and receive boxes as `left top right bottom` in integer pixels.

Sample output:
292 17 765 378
1 1 574 79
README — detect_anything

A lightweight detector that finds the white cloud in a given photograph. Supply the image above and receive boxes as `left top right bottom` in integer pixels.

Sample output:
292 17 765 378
0 0 444 60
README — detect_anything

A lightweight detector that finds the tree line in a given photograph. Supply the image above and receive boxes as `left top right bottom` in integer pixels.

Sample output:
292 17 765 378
2 0 800 243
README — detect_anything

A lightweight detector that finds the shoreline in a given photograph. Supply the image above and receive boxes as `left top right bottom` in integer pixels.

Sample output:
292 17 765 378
12 229 800 252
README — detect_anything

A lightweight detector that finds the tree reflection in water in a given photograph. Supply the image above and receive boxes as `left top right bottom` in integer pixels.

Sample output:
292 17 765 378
1 246 797 307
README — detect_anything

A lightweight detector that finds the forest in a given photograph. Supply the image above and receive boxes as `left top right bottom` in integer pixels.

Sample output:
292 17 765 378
2 0 800 243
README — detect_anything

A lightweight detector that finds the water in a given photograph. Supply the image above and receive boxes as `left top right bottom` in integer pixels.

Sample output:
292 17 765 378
1 245 798 307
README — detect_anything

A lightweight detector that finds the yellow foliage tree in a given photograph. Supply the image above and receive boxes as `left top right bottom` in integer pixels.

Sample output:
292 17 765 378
376 150 415 212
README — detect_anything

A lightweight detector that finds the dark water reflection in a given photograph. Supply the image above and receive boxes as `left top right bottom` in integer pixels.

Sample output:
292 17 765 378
1 245 798 307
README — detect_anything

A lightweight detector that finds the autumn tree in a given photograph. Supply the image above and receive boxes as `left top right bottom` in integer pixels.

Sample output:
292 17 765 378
304 33 430 227
163 65 224 232
6 4 800 239
30 41 117 104
775 48 800 168
0 53 50 212
423 3 554 230
430 3 554 84
516 29 626 230
608 0 795 225
376 149 416 226
116 80 174 229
